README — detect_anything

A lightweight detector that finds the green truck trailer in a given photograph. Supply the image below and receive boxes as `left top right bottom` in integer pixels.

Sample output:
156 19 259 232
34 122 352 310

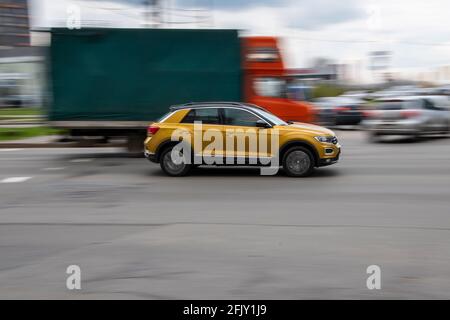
47 28 242 150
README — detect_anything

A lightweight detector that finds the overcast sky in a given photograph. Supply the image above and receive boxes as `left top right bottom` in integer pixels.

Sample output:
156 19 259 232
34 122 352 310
30 0 450 81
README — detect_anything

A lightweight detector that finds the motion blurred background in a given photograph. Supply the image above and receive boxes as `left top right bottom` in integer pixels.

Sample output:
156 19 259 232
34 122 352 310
1 1 450 299
1 0 450 140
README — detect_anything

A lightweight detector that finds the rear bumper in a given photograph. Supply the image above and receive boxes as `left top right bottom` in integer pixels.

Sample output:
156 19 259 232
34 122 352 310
370 128 420 135
144 150 157 163
318 111 363 125
363 120 422 135
335 113 363 125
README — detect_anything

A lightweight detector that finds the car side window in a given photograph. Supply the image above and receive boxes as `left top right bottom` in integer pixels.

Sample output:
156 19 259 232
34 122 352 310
423 99 445 111
423 99 434 110
181 108 220 124
223 108 261 127
424 99 446 111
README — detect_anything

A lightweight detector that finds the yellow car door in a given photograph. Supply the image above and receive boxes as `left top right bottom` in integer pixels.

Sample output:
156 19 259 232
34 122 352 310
221 108 272 163
179 107 224 163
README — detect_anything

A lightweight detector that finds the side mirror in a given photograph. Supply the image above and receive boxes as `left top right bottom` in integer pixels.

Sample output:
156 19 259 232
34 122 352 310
256 120 271 128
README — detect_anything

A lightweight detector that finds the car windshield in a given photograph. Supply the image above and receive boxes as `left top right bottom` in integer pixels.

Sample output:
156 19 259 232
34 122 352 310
249 107 288 126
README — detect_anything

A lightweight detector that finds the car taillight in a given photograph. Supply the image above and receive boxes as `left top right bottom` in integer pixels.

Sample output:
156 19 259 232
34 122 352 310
401 110 421 118
147 125 159 135
363 110 379 118
335 106 351 112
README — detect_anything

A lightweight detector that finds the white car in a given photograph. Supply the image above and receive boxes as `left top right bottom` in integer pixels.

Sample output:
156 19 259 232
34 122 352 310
363 95 450 139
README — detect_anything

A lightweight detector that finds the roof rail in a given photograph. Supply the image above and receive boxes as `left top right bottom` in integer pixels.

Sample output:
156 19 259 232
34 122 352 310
169 101 247 110
187 101 244 106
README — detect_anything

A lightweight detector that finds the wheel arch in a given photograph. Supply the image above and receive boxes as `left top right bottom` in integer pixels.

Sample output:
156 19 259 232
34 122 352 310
155 139 194 163
279 140 319 166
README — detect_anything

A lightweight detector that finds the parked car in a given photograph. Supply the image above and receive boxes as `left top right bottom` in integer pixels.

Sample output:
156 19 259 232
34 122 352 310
363 95 450 139
144 102 341 177
313 96 365 126
0 94 38 108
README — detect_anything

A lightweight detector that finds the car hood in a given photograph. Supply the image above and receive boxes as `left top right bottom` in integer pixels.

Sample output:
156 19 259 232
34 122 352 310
282 122 336 136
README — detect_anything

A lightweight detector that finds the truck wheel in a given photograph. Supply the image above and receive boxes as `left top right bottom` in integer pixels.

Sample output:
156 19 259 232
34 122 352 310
127 134 145 153
441 120 450 136
160 146 192 177
282 147 314 177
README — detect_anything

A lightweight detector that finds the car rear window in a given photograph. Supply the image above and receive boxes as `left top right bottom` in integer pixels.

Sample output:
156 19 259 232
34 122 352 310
377 100 421 110
181 108 220 125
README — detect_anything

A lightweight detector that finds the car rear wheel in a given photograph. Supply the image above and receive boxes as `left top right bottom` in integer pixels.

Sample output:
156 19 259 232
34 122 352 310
368 131 380 143
282 147 315 177
160 146 192 177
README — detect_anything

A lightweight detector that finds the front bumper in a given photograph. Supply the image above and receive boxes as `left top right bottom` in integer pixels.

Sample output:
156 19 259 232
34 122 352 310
317 147 341 167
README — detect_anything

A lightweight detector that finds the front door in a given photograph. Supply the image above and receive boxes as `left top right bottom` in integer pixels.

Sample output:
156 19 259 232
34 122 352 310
221 108 272 164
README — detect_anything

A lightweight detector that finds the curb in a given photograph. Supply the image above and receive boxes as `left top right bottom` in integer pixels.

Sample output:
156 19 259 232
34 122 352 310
0 142 126 148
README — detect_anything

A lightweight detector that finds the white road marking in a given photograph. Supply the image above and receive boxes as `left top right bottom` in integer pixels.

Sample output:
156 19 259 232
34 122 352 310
0 149 23 152
1 176 32 183
42 167 66 171
70 158 93 163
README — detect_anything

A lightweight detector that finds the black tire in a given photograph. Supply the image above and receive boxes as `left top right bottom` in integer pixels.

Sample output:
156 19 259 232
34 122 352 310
442 120 450 136
368 131 380 143
282 146 315 177
159 146 192 177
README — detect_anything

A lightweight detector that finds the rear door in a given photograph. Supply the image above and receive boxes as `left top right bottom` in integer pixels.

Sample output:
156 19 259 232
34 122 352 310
180 108 224 161
377 100 407 121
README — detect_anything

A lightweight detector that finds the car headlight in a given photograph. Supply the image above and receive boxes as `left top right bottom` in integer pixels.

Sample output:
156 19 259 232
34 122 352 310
315 136 337 144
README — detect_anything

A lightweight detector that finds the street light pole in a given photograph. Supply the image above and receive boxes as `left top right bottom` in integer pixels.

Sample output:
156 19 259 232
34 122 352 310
143 0 162 28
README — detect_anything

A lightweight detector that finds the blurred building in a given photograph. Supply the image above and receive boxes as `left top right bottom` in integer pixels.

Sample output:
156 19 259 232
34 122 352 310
0 0 44 107
286 66 338 83
286 58 341 85
0 0 30 47
369 51 392 84
0 47 44 107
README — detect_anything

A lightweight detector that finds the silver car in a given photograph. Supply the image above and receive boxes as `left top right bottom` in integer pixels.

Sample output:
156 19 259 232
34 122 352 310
363 96 450 139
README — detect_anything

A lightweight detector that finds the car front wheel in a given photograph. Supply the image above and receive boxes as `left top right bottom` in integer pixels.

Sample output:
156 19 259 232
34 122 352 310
282 146 315 177
160 146 192 177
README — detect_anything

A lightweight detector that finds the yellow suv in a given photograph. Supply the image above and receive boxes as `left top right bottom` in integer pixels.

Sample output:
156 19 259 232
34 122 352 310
144 102 341 176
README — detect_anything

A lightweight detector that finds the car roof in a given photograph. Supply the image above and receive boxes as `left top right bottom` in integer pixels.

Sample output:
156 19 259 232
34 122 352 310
314 96 364 105
169 101 267 112
377 95 449 102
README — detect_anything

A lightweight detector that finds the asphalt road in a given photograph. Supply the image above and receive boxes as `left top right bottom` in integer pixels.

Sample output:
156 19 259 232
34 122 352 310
1 131 450 299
